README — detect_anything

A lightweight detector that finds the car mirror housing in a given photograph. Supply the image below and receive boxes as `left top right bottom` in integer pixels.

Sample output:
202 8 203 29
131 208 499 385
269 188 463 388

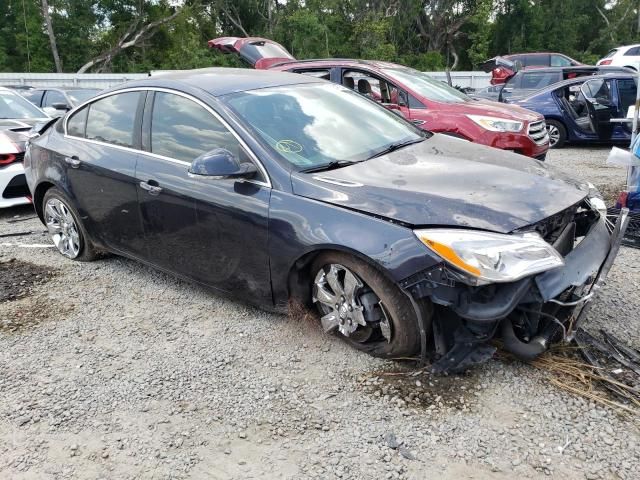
51 102 70 111
188 148 257 179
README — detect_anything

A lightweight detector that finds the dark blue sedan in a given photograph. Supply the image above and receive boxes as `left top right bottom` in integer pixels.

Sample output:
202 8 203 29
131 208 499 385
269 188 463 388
23 68 626 372
514 73 637 148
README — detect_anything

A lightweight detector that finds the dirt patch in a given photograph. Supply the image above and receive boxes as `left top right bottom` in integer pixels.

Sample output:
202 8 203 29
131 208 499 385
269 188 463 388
0 259 57 303
0 296 73 332
358 364 480 410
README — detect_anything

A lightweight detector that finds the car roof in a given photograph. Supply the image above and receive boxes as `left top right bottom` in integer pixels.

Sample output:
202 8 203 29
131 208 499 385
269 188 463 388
514 65 630 74
522 72 637 99
271 58 404 70
504 52 565 57
111 67 323 97
33 87 100 91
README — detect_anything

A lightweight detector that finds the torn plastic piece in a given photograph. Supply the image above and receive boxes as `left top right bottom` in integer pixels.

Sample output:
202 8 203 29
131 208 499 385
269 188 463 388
606 146 640 167
431 342 496 374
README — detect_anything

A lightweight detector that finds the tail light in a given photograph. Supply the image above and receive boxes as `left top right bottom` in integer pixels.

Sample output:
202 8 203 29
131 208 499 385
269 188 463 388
599 59 612 66
0 153 16 166
616 190 629 208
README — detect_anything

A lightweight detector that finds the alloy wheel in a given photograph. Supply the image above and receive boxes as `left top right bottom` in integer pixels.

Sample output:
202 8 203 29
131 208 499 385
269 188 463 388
44 198 81 259
546 124 560 147
313 263 392 343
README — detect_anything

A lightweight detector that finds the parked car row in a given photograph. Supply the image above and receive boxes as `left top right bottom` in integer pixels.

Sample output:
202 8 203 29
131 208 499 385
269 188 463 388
0 87 51 208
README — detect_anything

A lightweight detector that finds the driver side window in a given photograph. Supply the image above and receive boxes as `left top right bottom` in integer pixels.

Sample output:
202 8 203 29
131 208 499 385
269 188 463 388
150 92 258 174
582 79 613 104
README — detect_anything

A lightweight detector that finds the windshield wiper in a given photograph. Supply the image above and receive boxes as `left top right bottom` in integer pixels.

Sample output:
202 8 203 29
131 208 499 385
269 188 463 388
300 160 361 173
366 138 425 160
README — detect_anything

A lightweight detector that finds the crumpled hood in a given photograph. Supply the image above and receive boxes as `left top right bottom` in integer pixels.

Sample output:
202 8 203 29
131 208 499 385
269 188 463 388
291 134 588 233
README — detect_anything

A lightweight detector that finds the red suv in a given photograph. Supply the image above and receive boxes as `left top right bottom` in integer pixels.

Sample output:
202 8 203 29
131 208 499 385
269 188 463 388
209 37 549 160
482 53 583 85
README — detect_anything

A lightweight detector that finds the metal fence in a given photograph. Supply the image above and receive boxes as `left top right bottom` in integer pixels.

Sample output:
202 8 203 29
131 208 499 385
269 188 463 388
0 70 492 90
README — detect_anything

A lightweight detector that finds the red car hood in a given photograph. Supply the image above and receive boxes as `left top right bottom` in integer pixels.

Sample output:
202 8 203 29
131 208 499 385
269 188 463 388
437 98 543 122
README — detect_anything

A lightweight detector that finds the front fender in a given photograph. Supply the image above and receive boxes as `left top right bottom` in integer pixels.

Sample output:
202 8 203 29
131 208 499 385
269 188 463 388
268 190 441 307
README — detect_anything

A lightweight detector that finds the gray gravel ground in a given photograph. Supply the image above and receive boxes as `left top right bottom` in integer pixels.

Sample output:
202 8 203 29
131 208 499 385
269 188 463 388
1 147 639 479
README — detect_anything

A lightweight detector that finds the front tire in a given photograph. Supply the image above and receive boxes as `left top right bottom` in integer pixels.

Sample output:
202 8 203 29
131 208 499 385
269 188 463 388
310 251 429 358
546 120 566 148
43 188 97 262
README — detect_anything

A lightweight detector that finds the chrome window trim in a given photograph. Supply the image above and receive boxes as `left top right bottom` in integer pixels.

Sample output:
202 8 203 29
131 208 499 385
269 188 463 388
63 86 272 188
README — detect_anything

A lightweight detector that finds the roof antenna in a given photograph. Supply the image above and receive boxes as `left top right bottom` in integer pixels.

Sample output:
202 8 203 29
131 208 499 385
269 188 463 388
22 0 32 72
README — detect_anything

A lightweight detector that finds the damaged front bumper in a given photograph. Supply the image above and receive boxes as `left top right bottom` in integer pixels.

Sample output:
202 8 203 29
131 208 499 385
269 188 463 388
401 209 630 373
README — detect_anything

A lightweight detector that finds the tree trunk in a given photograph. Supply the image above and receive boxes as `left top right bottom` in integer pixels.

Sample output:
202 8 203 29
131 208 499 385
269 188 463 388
77 8 182 74
41 0 62 73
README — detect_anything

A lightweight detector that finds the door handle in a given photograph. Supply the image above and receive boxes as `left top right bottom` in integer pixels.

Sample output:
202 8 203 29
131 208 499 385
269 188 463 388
139 180 163 196
64 156 81 168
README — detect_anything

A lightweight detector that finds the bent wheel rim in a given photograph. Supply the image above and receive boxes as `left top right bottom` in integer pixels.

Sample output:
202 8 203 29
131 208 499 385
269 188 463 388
546 124 560 147
313 263 392 343
44 198 81 259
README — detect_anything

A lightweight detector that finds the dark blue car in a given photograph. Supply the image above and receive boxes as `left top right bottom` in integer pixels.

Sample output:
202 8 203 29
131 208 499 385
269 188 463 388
514 73 637 148
23 68 626 372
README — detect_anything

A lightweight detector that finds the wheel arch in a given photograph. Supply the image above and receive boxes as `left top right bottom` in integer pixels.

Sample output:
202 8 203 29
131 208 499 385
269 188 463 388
33 181 57 223
286 245 397 307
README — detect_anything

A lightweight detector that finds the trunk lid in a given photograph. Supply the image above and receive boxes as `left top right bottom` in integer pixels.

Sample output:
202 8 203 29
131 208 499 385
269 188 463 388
208 37 295 69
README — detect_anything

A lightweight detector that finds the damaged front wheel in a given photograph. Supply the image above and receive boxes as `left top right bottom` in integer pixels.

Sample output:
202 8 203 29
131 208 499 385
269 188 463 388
311 252 427 358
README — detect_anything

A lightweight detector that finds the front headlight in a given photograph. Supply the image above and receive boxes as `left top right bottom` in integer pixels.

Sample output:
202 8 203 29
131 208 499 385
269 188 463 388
466 114 524 132
414 229 564 285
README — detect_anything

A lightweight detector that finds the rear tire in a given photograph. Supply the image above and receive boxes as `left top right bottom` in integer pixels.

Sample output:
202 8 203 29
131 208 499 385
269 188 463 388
310 251 430 358
42 188 98 262
546 120 566 148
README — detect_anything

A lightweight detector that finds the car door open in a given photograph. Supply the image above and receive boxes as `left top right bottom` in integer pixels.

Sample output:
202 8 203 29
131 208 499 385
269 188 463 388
580 79 616 140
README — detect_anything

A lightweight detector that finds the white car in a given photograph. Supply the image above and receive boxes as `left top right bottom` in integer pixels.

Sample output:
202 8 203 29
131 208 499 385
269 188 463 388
597 44 640 71
0 87 50 208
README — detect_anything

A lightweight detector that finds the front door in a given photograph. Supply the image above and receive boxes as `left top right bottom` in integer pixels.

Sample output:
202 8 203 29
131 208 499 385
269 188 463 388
581 78 616 140
137 90 272 303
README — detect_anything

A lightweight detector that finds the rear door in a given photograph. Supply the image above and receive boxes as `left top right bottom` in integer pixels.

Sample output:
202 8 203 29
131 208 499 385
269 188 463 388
22 89 45 108
580 78 616 140
137 90 272 302
59 90 146 256
208 37 295 69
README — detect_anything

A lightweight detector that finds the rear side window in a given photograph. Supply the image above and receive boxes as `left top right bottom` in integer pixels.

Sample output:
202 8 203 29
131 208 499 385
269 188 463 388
295 69 331 80
624 46 640 56
43 90 67 108
85 92 141 148
67 107 88 137
150 92 243 163
524 54 549 66
550 55 571 67
521 72 560 89
22 90 44 106
604 49 618 58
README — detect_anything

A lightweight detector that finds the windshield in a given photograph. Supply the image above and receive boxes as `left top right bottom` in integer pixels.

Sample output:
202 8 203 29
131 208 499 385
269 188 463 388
383 68 471 103
224 83 424 169
0 90 47 119
68 90 100 105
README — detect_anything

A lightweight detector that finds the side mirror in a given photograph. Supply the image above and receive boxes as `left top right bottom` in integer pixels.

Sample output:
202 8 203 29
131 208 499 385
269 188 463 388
51 102 70 111
188 148 257 179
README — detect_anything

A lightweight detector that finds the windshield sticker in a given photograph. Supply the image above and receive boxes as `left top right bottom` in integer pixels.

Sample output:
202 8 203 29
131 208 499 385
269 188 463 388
276 139 303 153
